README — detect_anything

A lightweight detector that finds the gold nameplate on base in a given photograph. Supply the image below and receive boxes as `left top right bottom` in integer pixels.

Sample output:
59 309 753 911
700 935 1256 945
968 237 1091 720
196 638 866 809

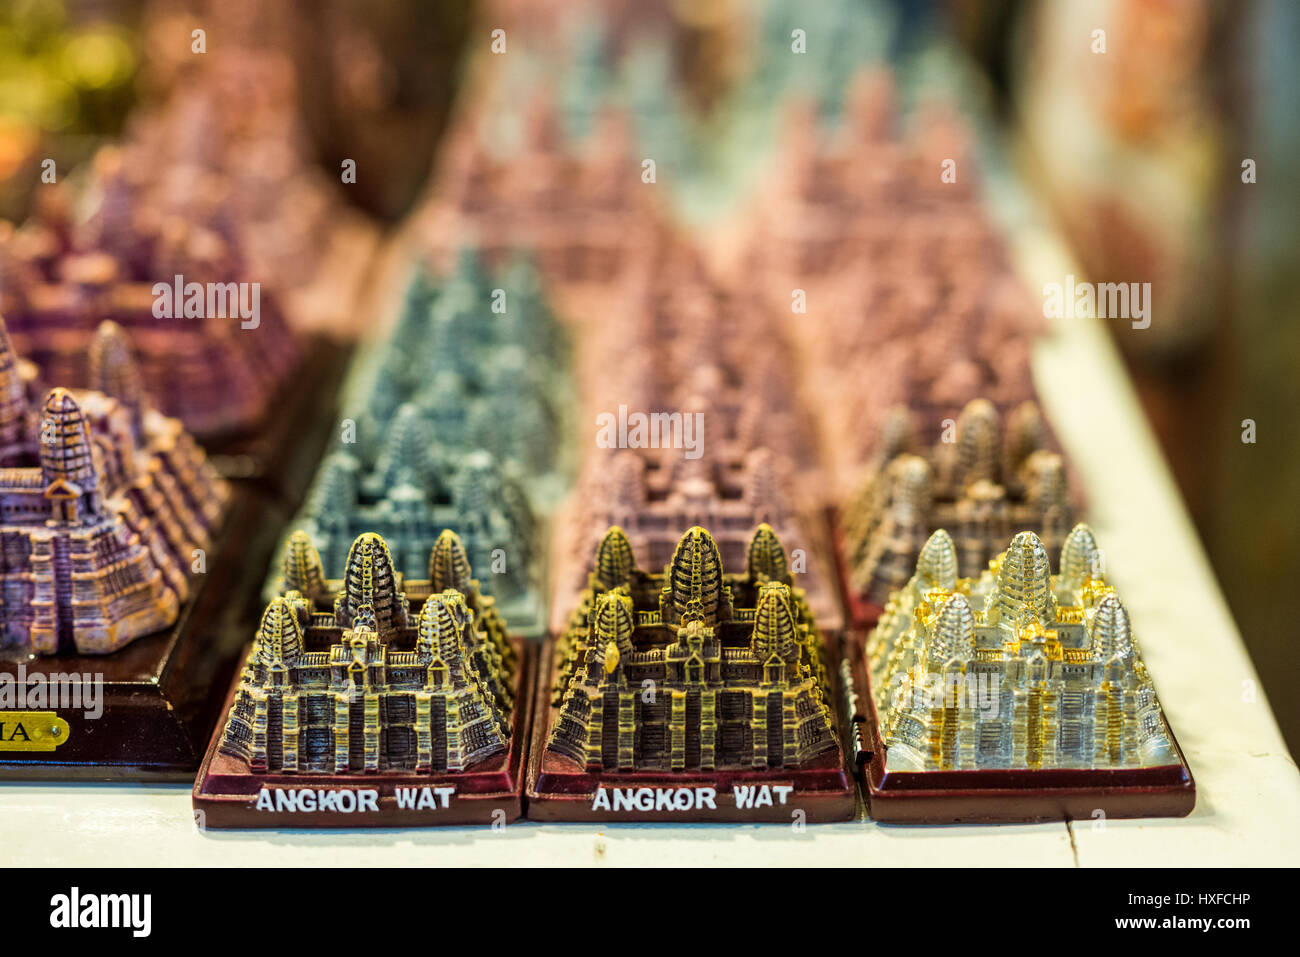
0 712 70 751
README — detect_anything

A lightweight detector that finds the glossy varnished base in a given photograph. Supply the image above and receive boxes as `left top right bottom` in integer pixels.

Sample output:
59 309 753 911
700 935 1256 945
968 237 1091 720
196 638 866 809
525 637 857 823
0 487 274 782
841 634 1196 824
192 641 535 828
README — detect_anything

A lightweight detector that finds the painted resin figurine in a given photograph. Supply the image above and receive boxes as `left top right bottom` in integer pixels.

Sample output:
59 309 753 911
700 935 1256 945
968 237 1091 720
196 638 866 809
288 248 573 633
531 523 855 821
843 399 1074 614
868 525 1176 772
849 523 1195 821
549 523 837 770
0 316 229 655
0 173 301 439
222 529 516 774
197 527 531 826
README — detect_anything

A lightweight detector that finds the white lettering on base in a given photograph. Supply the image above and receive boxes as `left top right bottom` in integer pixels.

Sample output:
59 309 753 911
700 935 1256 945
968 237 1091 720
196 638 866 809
254 787 381 813
590 786 718 812
732 784 795 809
393 786 457 810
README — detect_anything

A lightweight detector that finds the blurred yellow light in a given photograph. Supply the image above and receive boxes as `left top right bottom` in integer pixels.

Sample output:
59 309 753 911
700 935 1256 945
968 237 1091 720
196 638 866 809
60 29 134 89
12 0 68 37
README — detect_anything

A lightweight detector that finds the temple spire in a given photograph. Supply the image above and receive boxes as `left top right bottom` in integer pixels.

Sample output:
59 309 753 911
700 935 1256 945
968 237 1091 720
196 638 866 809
88 320 145 440
594 526 636 590
428 528 473 594
337 533 406 635
916 529 957 591
752 581 798 664
666 526 729 625
1090 593 1133 661
955 399 999 487
282 530 328 601
0 314 29 465
1059 523 1101 593
40 388 101 524
746 523 790 584
257 597 303 667
994 531 1055 627
928 593 975 665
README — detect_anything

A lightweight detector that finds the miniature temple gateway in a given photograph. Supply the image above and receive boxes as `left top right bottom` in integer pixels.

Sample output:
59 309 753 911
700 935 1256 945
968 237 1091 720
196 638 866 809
220 529 516 774
0 316 229 655
531 522 855 821
842 399 1074 613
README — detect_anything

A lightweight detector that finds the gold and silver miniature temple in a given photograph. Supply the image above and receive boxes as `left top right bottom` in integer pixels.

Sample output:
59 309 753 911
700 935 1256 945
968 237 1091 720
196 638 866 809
868 524 1177 772
547 523 838 771
219 529 516 774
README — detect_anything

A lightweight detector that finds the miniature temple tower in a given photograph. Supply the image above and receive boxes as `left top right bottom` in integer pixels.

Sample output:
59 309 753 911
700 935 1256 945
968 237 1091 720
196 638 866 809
548 524 838 772
40 388 102 525
846 399 1075 604
88 320 145 441
0 315 228 655
868 524 1177 772
0 318 32 466
221 529 517 774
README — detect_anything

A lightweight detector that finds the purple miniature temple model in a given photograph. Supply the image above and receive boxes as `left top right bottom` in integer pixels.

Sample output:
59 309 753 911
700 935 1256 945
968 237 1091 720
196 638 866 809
0 316 230 655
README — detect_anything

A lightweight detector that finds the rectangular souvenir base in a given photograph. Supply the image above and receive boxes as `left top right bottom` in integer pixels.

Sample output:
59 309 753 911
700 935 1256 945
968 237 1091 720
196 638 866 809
0 487 271 782
192 640 535 828
526 638 857 823
841 636 1196 824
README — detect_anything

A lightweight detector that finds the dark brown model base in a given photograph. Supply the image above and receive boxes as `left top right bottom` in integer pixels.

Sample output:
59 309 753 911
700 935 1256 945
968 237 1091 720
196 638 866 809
192 641 535 828
841 636 1196 824
526 638 858 823
0 488 269 782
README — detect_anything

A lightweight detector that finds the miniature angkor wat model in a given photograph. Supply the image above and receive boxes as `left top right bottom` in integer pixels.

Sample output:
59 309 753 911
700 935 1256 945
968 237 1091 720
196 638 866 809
0 316 229 655
583 448 802 576
553 235 842 630
843 399 1074 608
742 68 1043 494
290 250 572 630
122 8 378 334
420 85 663 305
547 524 838 771
221 529 516 773
868 525 1177 772
0 172 301 439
